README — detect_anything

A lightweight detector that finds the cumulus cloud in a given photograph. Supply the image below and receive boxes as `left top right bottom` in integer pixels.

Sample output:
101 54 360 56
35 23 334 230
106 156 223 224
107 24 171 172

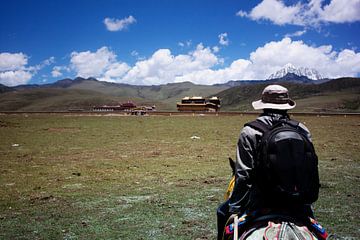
248 37 360 79
0 70 32 86
317 0 360 23
0 52 54 86
126 38 359 84
101 62 131 82
70 47 116 78
249 0 303 25
174 59 253 85
218 33 229 46
0 52 28 71
121 43 220 85
5 40 355 86
70 47 130 81
67 39 360 85
237 0 360 26
104 15 136 31
51 65 70 78
52 66 63 77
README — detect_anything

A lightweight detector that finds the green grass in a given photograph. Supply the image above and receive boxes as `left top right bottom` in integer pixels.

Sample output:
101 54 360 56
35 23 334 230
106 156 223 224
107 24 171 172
0 114 359 239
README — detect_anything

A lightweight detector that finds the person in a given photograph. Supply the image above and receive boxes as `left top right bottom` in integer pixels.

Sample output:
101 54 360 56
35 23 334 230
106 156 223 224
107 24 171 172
217 84 319 240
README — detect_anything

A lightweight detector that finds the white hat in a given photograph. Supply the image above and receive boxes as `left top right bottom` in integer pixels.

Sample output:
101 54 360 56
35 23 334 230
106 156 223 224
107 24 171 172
252 85 296 110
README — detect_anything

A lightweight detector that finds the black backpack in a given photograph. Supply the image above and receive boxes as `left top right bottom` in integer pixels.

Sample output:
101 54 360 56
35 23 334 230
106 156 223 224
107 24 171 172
245 119 320 206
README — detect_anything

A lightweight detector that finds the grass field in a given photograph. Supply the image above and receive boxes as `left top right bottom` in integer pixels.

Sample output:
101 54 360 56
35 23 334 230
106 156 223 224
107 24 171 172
0 114 359 239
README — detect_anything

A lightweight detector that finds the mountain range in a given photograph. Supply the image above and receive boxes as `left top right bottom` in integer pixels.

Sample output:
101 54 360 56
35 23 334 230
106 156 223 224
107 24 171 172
216 77 360 112
268 63 324 80
0 64 359 112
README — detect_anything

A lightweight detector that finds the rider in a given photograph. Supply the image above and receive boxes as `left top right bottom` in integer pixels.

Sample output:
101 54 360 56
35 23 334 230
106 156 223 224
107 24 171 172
217 84 317 239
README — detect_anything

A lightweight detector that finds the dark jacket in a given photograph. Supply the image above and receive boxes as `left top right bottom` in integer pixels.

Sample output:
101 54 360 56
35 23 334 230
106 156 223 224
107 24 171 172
229 110 313 215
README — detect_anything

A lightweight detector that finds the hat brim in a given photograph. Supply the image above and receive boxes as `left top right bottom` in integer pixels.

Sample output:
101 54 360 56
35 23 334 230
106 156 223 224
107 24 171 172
252 99 296 110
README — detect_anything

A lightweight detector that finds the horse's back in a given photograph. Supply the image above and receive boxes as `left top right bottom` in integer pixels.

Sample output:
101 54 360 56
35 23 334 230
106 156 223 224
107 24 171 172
242 221 317 240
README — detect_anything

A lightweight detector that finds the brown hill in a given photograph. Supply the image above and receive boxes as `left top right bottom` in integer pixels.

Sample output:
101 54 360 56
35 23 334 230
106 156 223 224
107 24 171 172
216 77 360 112
0 78 227 111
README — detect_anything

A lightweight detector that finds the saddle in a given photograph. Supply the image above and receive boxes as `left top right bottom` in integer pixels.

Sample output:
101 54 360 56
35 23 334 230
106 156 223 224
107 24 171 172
223 211 328 240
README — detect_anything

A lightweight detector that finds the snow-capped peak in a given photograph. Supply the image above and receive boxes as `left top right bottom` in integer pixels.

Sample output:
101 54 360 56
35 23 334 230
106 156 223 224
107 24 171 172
284 63 296 71
267 63 324 80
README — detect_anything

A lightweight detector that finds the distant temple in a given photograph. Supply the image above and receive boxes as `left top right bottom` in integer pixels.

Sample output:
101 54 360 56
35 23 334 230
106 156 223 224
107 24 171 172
177 96 221 112
92 101 156 113
93 101 137 112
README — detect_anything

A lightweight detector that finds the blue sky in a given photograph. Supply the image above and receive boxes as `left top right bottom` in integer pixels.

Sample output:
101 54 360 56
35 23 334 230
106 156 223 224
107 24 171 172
1 0 360 86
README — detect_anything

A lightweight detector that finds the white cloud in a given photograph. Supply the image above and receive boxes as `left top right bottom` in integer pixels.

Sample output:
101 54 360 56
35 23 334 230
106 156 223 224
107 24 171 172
52 65 70 78
131 50 139 57
178 40 192 48
133 38 360 84
236 10 248 17
330 49 360 77
285 29 307 38
104 16 136 32
218 33 229 46
100 62 131 82
248 37 360 79
249 0 303 25
0 70 32 86
174 59 253 85
237 0 360 26
0 52 54 86
320 0 360 23
121 43 220 85
31 56 55 72
70 47 130 81
2 39 351 86
0 52 28 71
52 66 62 77
70 47 116 78
212 46 220 53
65 39 360 85
42 56 55 67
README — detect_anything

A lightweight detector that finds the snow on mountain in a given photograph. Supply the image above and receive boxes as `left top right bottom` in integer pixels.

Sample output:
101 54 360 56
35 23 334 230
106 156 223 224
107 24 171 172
267 63 324 80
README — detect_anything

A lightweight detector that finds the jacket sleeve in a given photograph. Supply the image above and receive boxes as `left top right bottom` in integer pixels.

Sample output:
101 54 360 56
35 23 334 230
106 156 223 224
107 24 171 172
229 126 260 214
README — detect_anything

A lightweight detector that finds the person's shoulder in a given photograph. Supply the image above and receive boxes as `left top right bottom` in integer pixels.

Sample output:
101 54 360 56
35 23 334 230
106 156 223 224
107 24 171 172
241 120 263 137
298 122 310 131
289 118 313 141
289 118 311 133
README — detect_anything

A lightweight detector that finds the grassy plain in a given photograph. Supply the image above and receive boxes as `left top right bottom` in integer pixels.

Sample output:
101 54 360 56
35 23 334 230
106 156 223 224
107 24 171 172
0 114 359 239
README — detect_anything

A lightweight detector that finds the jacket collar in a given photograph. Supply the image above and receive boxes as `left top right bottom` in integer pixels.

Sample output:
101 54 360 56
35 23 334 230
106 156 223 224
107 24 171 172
259 109 290 124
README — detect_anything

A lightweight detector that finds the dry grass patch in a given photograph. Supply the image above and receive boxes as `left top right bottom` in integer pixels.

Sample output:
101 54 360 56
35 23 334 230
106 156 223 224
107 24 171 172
0 114 359 239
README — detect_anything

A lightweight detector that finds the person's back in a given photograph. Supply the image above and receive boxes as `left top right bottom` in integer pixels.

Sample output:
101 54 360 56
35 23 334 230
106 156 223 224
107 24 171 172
217 85 320 240
230 110 318 215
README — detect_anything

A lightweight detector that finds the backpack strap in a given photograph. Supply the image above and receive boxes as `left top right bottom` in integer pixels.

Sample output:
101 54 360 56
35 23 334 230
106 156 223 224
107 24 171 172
284 119 300 128
282 119 312 137
245 119 300 133
244 120 270 134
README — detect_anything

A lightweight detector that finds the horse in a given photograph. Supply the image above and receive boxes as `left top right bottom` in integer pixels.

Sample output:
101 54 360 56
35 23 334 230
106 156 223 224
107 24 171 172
220 158 328 240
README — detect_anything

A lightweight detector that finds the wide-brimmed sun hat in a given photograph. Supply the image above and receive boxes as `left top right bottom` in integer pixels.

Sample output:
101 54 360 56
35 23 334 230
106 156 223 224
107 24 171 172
252 84 296 110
